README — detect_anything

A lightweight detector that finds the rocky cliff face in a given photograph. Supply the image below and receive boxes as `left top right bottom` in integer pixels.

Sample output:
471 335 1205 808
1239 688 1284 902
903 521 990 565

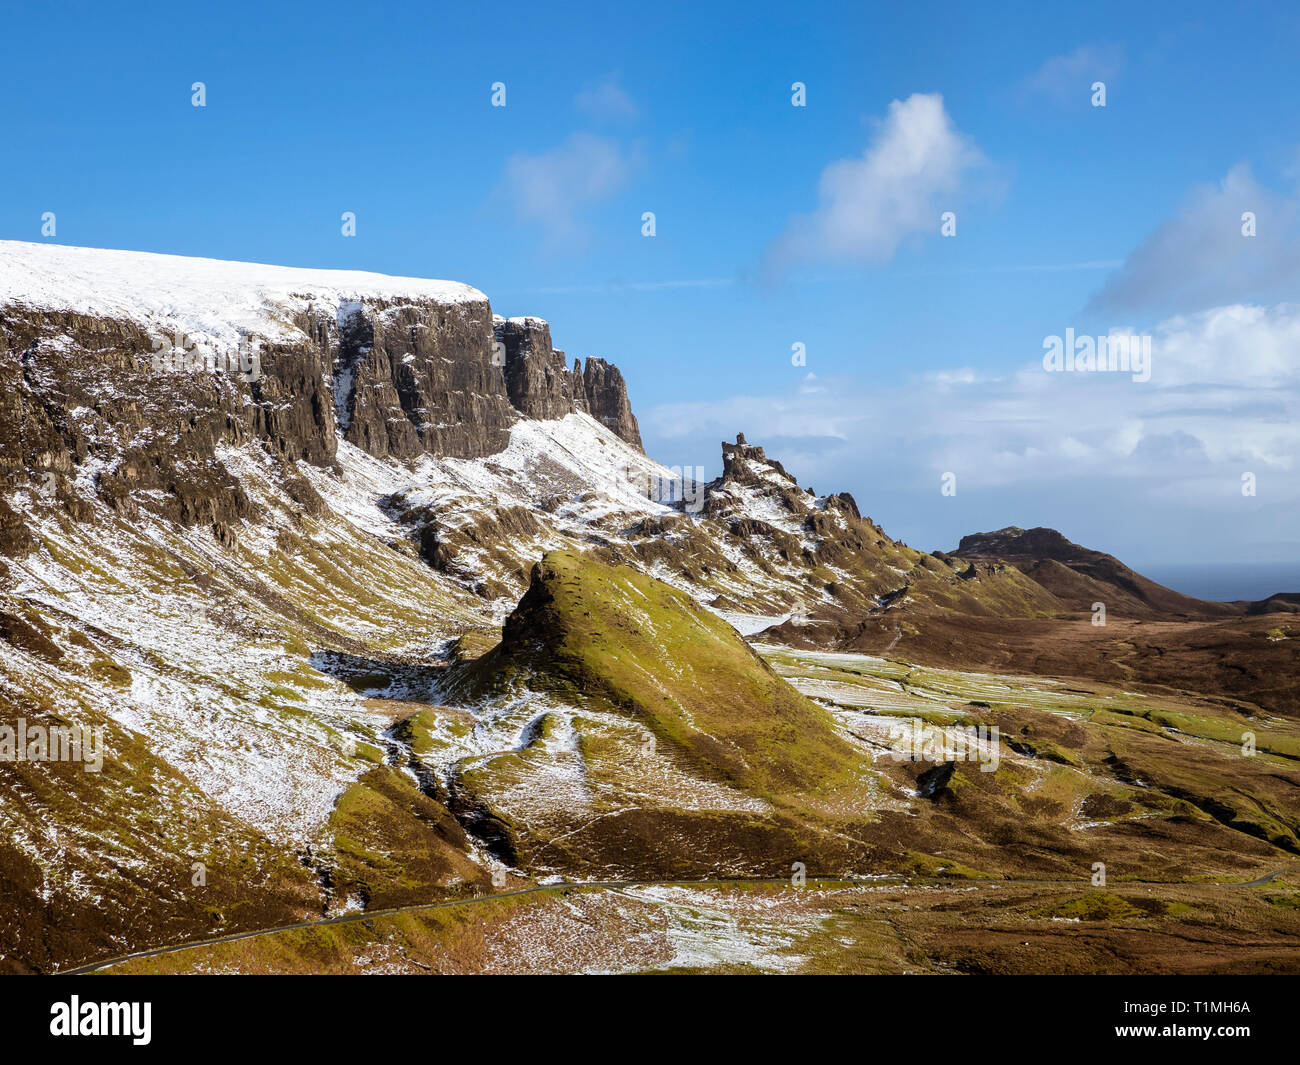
337 296 517 460
495 316 587 422
582 357 643 450
494 316 641 449
0 304 271 546
0 242 645 554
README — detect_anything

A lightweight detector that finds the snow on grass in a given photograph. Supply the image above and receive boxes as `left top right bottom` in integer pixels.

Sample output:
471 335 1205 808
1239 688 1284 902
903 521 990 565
594 885 828 973
5 527 361 845
709 610 794 637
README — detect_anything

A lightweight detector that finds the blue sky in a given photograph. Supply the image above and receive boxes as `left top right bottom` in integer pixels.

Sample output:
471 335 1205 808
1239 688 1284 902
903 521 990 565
3 0 1298 571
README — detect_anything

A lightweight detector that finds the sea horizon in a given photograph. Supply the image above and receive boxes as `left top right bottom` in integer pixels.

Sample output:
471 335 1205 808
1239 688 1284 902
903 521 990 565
1136 562 1300 603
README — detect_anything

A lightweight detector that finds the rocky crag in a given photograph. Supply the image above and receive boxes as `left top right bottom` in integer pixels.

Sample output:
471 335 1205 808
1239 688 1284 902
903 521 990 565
494 314 641 447
0 243 642 562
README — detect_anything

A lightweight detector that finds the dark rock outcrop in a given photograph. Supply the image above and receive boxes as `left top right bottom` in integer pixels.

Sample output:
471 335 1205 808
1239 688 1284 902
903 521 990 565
831 492 861 520
582 358 642 450
339 297 516 460
0 307 267 534
568 358 590 415
719 434 796 486
916 761 956 798
495 317 588 422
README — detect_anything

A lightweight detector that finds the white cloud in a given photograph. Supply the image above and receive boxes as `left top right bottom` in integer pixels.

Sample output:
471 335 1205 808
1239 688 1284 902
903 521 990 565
500 133 638 247
768 93 983 270
1023 44 1123 104
1155 302 1300 388
642 302 1300 560
575 76 639 122
1088 163 1300 314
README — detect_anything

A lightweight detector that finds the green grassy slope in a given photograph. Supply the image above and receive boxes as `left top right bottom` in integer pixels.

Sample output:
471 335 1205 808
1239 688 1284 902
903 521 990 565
460 550 860 798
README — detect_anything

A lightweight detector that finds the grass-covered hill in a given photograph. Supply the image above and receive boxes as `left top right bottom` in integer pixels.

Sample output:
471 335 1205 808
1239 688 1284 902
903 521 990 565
458 550 859 796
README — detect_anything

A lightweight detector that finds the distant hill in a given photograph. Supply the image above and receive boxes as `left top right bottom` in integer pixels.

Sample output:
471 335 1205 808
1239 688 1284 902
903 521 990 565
952 526 1298 618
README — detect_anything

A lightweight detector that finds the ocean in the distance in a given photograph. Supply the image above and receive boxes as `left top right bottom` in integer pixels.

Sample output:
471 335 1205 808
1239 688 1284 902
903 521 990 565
1138 563 1300 603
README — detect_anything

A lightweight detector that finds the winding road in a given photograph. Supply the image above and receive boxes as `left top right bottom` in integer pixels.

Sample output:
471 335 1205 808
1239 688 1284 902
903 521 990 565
58 865 1300 975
